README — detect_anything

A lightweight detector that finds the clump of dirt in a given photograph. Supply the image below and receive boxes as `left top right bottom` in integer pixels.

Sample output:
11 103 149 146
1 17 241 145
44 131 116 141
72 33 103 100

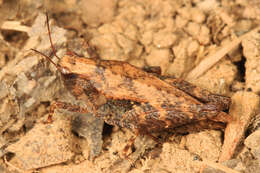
0 0 260 173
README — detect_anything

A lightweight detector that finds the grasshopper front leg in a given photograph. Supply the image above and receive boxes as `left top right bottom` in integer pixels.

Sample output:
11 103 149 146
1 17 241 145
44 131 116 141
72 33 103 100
49 101 90 115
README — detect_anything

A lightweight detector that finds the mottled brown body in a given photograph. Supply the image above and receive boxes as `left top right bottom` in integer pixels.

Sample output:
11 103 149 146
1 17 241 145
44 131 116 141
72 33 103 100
33 14 231 137
56 54 231 135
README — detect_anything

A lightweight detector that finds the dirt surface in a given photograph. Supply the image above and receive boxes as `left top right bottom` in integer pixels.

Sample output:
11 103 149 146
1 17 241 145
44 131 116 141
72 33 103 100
0 0 260 173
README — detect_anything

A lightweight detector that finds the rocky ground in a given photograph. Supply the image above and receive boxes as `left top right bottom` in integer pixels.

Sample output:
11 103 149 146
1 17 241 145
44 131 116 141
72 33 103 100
0 0 260 172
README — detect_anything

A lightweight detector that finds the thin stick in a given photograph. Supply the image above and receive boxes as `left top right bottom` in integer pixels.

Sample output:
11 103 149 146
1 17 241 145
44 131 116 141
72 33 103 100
45 12 60 60
187 26 260 80
199 160 240 173
4 155 25 173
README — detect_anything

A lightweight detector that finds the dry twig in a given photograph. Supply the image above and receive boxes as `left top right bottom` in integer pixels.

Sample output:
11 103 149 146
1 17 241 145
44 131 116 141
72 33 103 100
1 21 30 33
187 26 260 80
199 160 240 173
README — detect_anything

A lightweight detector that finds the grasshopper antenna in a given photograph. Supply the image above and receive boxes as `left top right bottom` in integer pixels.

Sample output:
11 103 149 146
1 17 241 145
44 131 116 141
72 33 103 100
31 48 60 70
30 12 61 71
46 12 60 60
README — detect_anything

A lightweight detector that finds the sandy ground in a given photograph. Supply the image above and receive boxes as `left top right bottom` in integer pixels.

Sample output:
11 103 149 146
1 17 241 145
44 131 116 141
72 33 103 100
0 0 260 172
